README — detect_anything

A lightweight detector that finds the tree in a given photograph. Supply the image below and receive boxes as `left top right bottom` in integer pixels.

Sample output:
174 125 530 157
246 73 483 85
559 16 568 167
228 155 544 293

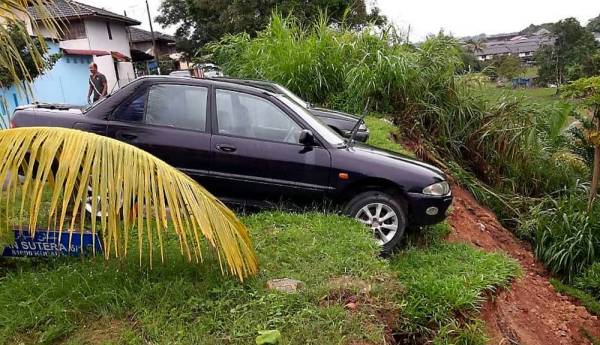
0 0 61 87
0 127 258 279
520 22 553 35
0 24 60 86
588 13 600 33
156 0 387 55
458 46 483 73
562 77 600 207
486 55 525 80
464 38 486 54
535 18 599 87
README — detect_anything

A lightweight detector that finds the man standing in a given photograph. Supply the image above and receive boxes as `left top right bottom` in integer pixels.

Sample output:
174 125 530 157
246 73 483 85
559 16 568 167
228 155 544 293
87 62 107 103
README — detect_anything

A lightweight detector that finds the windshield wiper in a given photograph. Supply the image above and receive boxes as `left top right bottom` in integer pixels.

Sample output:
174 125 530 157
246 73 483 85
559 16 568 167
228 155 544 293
348 98 370 147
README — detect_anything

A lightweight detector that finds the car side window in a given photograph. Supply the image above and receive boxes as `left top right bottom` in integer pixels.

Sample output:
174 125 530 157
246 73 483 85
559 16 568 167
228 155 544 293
113 92 146 122
145 84 208 131
215 89 302 144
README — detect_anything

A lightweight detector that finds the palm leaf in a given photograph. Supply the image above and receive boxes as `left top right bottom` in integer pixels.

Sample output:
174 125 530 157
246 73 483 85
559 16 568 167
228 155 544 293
0 0 61 87
0 127 258 280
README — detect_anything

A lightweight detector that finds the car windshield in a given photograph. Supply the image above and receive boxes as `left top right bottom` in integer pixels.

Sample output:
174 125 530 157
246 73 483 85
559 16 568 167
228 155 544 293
82 94 110 113
277 95 345 147
275 84 310 108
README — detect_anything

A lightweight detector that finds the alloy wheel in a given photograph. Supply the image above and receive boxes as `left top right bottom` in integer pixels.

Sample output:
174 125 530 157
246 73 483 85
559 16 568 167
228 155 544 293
84 185 108 218
354 202 398 245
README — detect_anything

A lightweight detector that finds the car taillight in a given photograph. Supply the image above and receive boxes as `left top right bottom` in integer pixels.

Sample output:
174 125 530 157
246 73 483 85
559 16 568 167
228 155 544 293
9 119 16 128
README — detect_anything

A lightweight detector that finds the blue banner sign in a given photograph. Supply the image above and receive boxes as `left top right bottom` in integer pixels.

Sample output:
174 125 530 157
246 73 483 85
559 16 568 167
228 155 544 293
2 229 103 257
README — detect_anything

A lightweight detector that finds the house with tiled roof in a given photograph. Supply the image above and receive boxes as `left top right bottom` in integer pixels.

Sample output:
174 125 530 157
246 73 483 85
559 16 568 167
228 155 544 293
1 0 142 120
472 32 553 63
129 27 176 58
29 0 140 88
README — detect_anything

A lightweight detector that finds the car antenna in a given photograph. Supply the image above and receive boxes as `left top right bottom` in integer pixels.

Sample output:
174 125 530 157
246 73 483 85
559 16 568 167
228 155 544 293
348 98 370 147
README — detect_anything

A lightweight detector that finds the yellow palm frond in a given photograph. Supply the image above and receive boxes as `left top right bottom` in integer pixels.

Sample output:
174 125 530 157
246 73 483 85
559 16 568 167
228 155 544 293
0 0 60 86
0 127 258 280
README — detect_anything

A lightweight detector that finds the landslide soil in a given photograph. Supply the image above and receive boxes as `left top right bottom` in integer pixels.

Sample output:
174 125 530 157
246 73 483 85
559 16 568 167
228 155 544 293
448 186 600 345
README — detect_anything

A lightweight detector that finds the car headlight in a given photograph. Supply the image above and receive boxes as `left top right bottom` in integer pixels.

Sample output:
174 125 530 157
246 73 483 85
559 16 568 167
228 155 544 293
358 123 367 131
422 181 450 196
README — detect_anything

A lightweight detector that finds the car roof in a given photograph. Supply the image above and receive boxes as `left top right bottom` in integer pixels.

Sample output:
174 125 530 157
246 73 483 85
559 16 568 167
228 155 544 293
206 77 281 93
135 75 279 96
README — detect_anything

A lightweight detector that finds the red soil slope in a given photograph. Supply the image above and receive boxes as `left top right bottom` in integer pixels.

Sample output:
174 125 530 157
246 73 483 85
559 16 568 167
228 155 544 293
448 186 600 345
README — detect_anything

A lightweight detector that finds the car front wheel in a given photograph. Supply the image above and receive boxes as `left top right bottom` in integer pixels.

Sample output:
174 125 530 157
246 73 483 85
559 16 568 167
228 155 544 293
345 191 407 255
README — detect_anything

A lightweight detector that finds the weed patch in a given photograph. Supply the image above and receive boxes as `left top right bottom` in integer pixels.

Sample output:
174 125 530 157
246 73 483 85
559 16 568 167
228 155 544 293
364 116 414 157
390 240 520 341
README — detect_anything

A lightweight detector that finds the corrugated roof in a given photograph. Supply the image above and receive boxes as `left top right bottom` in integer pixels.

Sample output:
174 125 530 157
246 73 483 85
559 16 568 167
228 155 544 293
129 27 175 43
28 0 140 25
474 36 552 56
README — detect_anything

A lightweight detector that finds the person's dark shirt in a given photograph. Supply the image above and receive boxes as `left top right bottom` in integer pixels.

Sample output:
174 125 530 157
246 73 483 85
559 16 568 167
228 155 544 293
89 73 107 101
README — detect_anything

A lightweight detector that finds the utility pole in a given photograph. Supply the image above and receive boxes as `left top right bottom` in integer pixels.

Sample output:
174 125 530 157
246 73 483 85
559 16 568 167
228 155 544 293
145 0 161 74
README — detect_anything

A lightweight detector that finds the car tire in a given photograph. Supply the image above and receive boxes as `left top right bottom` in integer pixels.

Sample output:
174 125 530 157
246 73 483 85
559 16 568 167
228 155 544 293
345 191 407 256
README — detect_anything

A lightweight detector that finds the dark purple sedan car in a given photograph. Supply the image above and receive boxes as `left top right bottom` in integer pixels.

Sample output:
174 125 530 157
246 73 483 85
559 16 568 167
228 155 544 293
11 76 452 254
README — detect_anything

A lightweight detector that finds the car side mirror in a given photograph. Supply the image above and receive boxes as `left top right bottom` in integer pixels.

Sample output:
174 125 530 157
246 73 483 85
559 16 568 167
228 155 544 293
299 129 316 146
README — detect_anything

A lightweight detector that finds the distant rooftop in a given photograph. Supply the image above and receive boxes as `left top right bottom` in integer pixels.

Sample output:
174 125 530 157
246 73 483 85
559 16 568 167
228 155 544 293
129 27 175 43
460 26 552 44
474 36 553 57
28 0 140 26
486 32 520 40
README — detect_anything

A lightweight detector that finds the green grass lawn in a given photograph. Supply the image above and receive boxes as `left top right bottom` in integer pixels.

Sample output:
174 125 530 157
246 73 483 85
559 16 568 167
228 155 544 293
0 213 399 345
0 117 521 345
0 216 519 345
365 116 414 157
477 83 561 106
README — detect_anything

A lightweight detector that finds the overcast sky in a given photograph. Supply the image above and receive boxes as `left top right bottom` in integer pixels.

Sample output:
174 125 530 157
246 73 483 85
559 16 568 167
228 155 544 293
89 0 599 41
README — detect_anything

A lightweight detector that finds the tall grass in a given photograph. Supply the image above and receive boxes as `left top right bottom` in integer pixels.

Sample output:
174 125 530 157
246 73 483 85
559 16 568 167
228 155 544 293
520 184 600 280
208 14 586 200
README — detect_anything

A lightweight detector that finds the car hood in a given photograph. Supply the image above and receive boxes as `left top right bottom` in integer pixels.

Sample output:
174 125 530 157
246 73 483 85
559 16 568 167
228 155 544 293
309 107 360 122
348 142 445 178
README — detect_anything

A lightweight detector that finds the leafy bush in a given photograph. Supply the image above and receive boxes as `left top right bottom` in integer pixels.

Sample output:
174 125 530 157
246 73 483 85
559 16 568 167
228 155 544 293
520 187 600 280
574 263 600 300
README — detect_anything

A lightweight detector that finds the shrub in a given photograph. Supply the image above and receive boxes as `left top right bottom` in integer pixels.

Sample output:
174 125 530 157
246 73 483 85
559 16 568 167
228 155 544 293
520 187 600 280
574 263 600 299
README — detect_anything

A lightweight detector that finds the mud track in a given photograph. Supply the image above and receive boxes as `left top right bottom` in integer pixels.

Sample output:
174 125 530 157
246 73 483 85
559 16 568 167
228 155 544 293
447 186 600 345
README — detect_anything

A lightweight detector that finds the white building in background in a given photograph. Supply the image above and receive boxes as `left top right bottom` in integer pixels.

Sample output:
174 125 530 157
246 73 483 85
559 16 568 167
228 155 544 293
28 0 141 90
465 29 553 63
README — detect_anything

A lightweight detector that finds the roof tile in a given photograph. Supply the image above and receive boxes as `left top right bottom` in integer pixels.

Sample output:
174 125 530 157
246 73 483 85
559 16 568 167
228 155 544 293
28 0 140 25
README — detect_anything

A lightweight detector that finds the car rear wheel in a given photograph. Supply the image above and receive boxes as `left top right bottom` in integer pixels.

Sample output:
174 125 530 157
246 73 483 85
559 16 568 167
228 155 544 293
345 191 406 255
84 185 108 218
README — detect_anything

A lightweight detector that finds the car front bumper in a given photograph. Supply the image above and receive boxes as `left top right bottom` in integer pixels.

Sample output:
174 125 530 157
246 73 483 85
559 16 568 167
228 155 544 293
406 192 453 226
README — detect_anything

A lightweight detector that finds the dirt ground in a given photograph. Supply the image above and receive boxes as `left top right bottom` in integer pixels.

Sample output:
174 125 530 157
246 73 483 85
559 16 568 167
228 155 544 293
447 186 600 345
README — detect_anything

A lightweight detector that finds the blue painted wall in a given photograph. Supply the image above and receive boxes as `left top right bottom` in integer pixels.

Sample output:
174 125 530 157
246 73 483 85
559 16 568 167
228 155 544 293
0 41 91 125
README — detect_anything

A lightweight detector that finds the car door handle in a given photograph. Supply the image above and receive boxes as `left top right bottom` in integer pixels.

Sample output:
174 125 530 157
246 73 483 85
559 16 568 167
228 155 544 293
216 144 237 153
